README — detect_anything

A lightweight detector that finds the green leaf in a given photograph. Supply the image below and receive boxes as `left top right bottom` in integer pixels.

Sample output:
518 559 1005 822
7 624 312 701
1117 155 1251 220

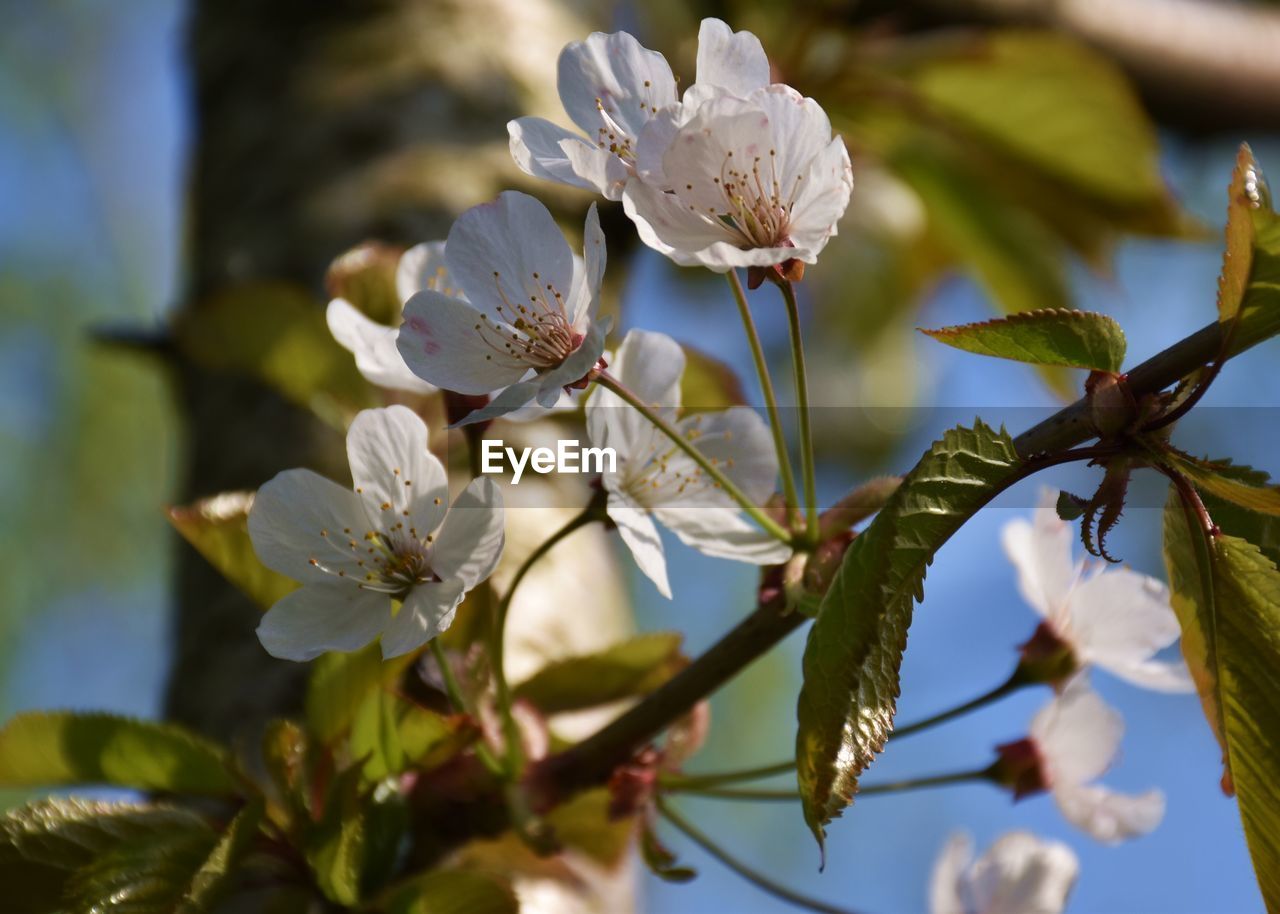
1165 453 1280 517
359 784 410 896
385 870 518 914
168 491 297 611
543 789 635 868
1163 493 1280 911
0 712 239 795
512 634 686 714
0 798 209 914
349 689 454 781
1202 494 1280 570
1219 145 1261 324
262 719 311 819
1055 490 1087 521
921 308 1126 373
907 32 1167 210
304 766 366 906
179 800 264 913
795 421 1023 852
1215 145 1280 357
890 142 1071 318
65 819 220 914
173 282 375 428
307 643 416 743
680 344 748 411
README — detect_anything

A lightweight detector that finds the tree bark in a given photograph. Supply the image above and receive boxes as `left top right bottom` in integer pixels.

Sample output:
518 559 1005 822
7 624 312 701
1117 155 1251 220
169 0 531 741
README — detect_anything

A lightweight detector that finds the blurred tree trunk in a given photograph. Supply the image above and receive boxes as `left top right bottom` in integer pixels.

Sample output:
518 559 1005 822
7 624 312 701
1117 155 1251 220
168 0 577 742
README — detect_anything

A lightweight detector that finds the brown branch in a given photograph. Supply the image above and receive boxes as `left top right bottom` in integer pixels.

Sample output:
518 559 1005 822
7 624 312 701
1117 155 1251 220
534 317 1243 801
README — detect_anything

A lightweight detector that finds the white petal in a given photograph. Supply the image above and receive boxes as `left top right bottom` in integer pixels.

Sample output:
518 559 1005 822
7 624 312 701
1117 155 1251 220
928 832 972 914
557 30 677 142
967 831 1079 914
445 191 576 321
578 203 607 327
747 85 833 197
1030 676 1122 785
619 328 684 405
1053 782 1165 843
608 493 671 598
257 583 389 661
676 407 778 504
508 117 604 194
431 476 505 590
1068 568 1188 690
635 103 693 189
346 406 449 537
657 93 777 216
398 289 531 394
380 579 466 659
449 380 543 428
587 330 680 476
695 18 770 97
396 241 462 302
1101 658 1195 693
503 387 580 424
623 177 790 270
1001 488 1078 623
786 136 854 261
248 469 371 582
654 505 791 565
560 138 630 201
326 298 435 394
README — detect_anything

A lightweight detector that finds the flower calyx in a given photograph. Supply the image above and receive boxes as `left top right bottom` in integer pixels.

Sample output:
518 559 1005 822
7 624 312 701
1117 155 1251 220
991 738 1050 801
1013 621 1081 690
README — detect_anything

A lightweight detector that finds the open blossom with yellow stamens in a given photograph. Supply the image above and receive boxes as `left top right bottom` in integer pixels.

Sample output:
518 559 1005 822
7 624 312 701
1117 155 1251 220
586 329 790 598
248 405 504 660
396 191 609 427
508 19 768 201
624 84 852 277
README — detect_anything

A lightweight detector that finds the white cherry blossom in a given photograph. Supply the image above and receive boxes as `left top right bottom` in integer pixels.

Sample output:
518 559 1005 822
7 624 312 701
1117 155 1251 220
623 85 852 274
508 19 768 201
248 405 504 660
1000 676 1165 843
396 191 609 426
586 328 791 597
1002 488 1193 692
930 831 1079 914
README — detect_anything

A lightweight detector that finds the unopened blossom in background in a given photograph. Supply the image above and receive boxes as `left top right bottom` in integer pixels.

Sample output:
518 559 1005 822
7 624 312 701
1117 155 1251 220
930 831 1079 914
1003 488 1192 692
397 192 608 426
249 405 504 660
327 241 575 418
996 676 1165 843
508 19 767 201
586 329 790 597
327 242 450 394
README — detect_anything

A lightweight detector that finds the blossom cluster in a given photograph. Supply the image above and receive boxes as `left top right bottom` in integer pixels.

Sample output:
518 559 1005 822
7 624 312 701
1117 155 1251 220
240 17 1196 914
